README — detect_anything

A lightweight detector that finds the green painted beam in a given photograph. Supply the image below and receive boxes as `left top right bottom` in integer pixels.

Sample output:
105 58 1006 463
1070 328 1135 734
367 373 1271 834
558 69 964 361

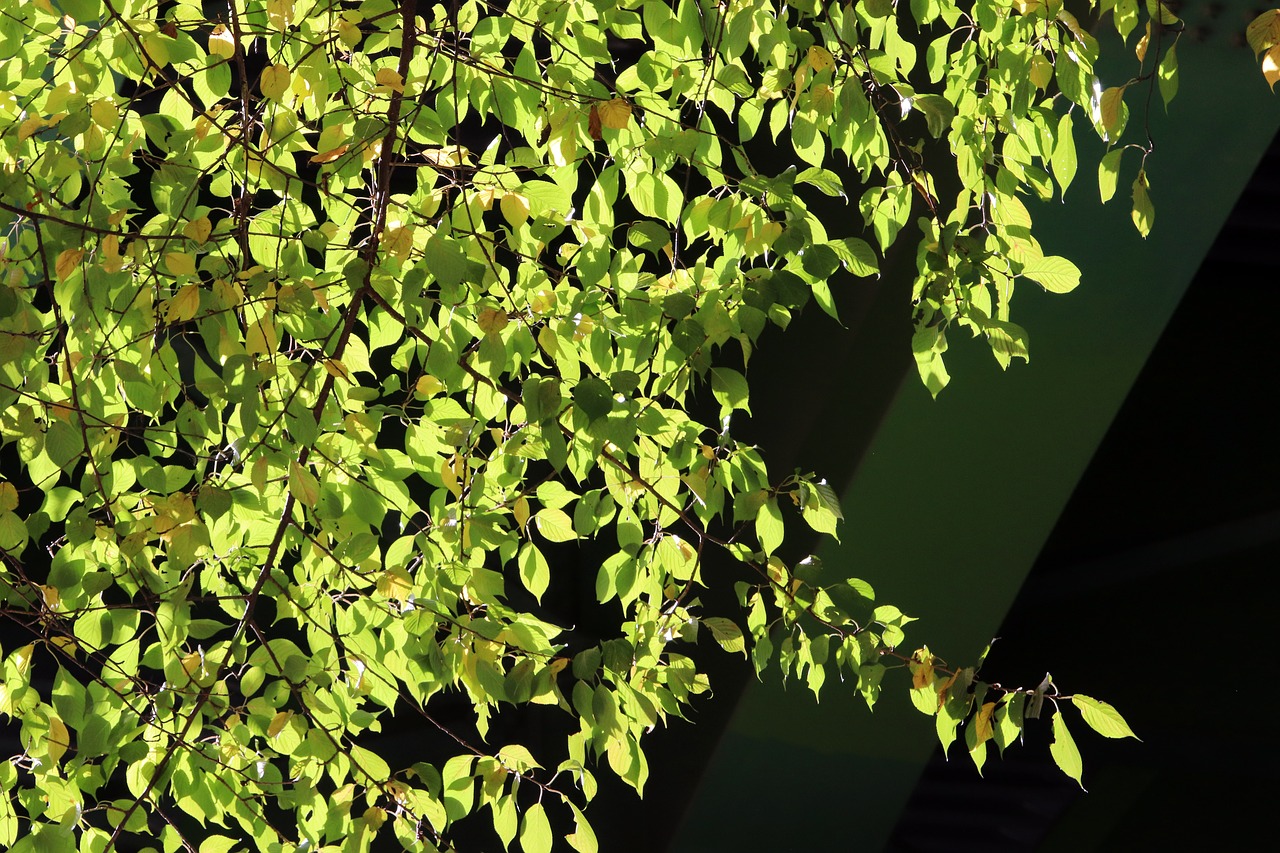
672 35 1280 851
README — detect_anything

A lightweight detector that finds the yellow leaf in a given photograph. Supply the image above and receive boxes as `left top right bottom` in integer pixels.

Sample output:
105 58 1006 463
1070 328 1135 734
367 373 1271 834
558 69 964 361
140 34 170 71
1248 9 1280 57
414 375 443 397
807 45 835 73
46 716 70 765
973 701 997 744
165 284 200 323
37 584 58 609
180 651 203 683
245 313 278 355
441 454 461 498
11 644 34 675
260 64 291 101
267 0 293 30
376 567 413 601
1135 21 1150 63
289 460 319 507
311 279 330 312
1264 45 1280 92
208 24 235 59
183 216 212 244
18 117 45 142
309 143 350 164
165 251 196 276
910 656 934 690
91 99 117 129
55 249 83 281
1029 56 1053 90
477 307 509 336
499 192 530 228
267 710 293 738
1099 86 1126 139
513 496 530 530
375 67 405 93
322 358 351 381
597 97 632 130
336 16 363 49
0 482 16 512
811 83 834 115
383 224 413 260
251 455 268 496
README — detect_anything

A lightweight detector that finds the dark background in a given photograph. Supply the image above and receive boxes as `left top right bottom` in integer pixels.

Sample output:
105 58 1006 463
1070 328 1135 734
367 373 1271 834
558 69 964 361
617 9 1280 850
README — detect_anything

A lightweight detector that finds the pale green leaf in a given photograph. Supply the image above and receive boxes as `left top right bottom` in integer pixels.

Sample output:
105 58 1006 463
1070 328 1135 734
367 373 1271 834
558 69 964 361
1071 694 1139 740
1099 148 1123 203
1051 112 1077 197
1050 710 1086 789
534 508 577 543
519 802 553 853
1022 256 1081 294
755 497 784 555
701 616 746 656
710 366 750 415
1131 170 1154 238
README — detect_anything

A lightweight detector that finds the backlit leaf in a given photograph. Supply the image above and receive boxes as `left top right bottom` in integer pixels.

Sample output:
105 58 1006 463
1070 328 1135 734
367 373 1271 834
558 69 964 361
1022 256 1080 293
534 508 576 543
1247 9 1280 56
1072 694 1139 740
702 617 746 656
260 64 290 100
55 249 83 281
1050 710 1085 789
1098 148 1123 203
289 460 319 507
1052 112 1077 197
519 802 553 853
597 98 631 129
1131 170 1154 238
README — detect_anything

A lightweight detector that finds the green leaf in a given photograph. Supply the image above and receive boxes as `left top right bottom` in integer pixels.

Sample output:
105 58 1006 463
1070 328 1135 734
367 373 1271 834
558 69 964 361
913 94 955 139
494 796 518 850
518 543 551 602
1098 148 1124 203
0 792 15 848
288 460 320 507
1021 256 1081 294
534 508 577 543
197 836 241 853
1158 44 1178 107
573 376 614 422
565 802 598 853
519 802 553 853
1131 170 1154 238
795 167 845 197
1051 112 1077 197
830 238 879 277
755 497 784 555
710 367 750 415
1071 694 1139 740
701 617 746 656
1050 710 1086 790
424 235 470 289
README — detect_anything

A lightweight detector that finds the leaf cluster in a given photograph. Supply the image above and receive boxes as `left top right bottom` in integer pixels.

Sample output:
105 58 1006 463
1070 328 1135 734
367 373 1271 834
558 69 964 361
0 0 1176 850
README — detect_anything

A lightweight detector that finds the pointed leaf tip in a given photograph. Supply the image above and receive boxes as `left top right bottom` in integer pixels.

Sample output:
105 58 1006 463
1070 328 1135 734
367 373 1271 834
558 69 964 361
1072 694 1140 740
1050 710 1086 790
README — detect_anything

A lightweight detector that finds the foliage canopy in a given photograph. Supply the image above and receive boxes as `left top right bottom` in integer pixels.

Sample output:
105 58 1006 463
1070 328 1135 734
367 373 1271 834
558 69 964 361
11 0 1266 849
